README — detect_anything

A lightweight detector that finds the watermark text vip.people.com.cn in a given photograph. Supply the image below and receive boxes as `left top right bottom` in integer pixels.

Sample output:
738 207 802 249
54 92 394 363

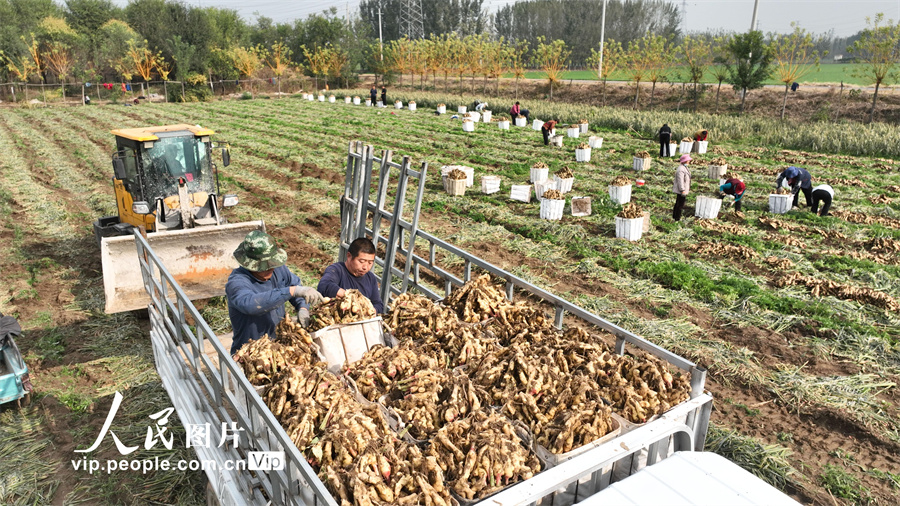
72 451 285 475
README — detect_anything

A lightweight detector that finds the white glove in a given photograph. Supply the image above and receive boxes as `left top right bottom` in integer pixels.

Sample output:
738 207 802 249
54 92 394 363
292 286 323 307
297 307 310 328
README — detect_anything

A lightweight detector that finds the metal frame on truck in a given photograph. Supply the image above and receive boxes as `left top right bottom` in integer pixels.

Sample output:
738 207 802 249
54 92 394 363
137 141 712 505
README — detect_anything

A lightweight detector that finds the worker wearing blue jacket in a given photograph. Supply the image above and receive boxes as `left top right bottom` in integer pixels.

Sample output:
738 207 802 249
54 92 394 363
776 166 813 208
226 231 323 355
317 238 384 313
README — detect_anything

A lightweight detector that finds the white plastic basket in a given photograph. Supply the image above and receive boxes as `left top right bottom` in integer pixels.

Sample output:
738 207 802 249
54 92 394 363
633 157 651 172
588 136 603 149
365 98 372 106
457 105 467 114
510 184 532 202
534 179 557 199
498 120 510 130
679 141 693 154
695 196 723 219
481 111 492 122
579 122 589 134
554 176 574 193
550 135 564 147
481 176 501 194
533 119 544 131
307 94 315 101
441 165 474 187
318 95 325 102
467 111 481 122
567 127 580 138
446 178 466 196
312 317 385 373
514 116 527 127
667 144 678 157
615 216 643 241
708 164 727 179
328 95 336 103
353 97 361 104
530 167 549 183
395 101 403 109
409 102 416 111
377 100 383 107
540 198 565 220
437 105 446 114
575 148 591 162
344 96 352 103
697 140 708 154
769 194 792 214
571 196 592 216
608 184 632 205
462 120 475 132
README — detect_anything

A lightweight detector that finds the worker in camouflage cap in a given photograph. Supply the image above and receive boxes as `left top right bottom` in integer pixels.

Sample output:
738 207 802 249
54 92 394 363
225 230 323 354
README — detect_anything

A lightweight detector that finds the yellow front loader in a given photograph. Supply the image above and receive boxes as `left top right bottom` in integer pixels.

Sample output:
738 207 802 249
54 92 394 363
94 124 264 313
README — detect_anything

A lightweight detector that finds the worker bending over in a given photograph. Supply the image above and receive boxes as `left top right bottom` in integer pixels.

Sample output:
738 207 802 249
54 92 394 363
776 166 813 209
719 177 746 212
810 184 835 216
318 237 385 314
226 231 323 355
541 120 558 145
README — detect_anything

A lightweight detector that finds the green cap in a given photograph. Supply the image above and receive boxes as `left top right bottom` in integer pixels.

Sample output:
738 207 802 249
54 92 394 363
233 231 287 272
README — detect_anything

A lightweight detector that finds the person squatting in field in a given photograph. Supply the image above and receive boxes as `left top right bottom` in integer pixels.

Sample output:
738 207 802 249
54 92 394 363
810 184 835 216
672 154 692 221
541 120 558 145
776 166 813 208
719 177 746 212
317 237 384 314
225 231 323 355
658 123 672 157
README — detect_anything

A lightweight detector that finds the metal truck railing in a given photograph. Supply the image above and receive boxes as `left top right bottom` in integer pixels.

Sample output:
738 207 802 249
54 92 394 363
135 229 338 506
138 140 712 505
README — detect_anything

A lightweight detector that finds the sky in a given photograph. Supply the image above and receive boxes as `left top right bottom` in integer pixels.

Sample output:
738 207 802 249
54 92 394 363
156 0 899 37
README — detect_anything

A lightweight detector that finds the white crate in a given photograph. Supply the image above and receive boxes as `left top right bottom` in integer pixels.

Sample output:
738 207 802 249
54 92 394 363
567 127 580 138
679 141 693 154
312 317 385 373
575 148 591 162
555 176 574 193
695 196 723 219
510 185 532 202
571 196 592 216
540 198 565 220
365 98 372 106
769 194 792 214
533 119 544 131
441 165 474 187
482 175 501 194
307 94 315 101
534 179 557 199
353 97 361 104
615 216 643 241
530 167 549 183
446 178 467 196
498 120 510 130
318 95 325 102
579 122 589 134
588 136 603 149
550 135 564 147
329 96 336 103
633 157 651 172
697 140 708 154
482 111 492 122
708 164 727 179
462 120 475 132
514 116 527 127
395 101 403 109
467 111 481 122
458 105 467 113
409 102 416 111
666 143 678 157
344 96 352 103
608 185 632 205
437 105 446 114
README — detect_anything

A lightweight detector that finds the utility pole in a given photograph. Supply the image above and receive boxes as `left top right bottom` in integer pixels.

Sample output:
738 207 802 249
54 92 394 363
750 0 760 31
378 5 383 86
598 0 608 79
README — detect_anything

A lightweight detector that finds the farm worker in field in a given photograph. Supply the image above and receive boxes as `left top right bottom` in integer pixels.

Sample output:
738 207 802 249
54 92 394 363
672 154 692 221
510 101 530 122
380 86 387 106
225 231 324 355
810 184 835 216
719 177 746 212
541 120 559 145
369 86 377 105
658 123 672 157
691 129 708 153
317 238 385 314
473 100 488 112
776 166 813 208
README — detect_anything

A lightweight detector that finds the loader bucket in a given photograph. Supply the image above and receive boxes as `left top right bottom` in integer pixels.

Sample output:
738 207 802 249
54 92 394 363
101 221 266 313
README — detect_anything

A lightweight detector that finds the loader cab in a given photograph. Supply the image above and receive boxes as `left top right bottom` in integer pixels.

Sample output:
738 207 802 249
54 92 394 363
97 124 236 240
